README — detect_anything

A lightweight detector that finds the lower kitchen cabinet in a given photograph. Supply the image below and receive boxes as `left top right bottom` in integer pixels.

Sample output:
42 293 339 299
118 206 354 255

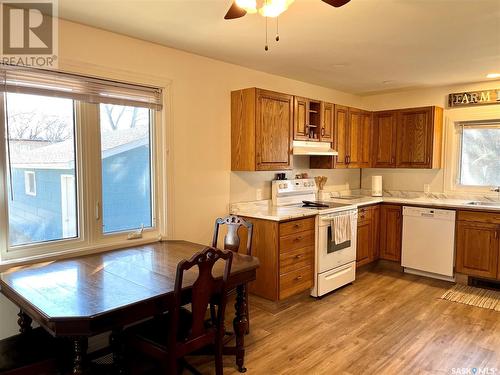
456 211 500 279
379 204 402 262
356 205 380 267
240 216 315 301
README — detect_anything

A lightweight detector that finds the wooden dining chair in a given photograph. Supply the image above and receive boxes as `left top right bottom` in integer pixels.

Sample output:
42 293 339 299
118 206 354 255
212 215 253 334
212 215 253 256
0 327 67 375
125 247 233 375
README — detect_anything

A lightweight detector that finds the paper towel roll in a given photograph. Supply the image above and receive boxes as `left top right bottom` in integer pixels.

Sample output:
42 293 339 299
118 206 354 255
372 176 382 197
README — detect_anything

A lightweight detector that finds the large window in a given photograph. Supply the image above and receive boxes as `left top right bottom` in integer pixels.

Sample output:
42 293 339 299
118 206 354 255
458 121 500 187
0 66 163 260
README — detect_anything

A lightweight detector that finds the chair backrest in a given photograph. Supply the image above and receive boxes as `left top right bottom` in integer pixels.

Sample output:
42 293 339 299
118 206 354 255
212 215 253 255
170 247 233 352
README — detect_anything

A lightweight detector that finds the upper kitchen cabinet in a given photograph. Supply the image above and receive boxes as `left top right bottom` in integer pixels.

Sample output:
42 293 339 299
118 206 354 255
348 108 372 168
372 110 398 168
231 88 293 171
396 106 443 169
311 105 371 169
293 97 322 141
320 102 334 143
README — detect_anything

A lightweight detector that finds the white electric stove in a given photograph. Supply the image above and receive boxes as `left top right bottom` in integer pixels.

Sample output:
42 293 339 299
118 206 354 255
271 179 358 297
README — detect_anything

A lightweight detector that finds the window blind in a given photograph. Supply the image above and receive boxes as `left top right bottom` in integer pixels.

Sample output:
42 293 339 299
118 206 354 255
0 65 163 110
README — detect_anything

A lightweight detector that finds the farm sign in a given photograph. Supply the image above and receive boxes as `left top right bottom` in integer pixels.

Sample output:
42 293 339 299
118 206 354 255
448 89 500 107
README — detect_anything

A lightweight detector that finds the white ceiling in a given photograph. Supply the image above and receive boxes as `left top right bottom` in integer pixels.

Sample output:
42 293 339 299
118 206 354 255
58 0 500 95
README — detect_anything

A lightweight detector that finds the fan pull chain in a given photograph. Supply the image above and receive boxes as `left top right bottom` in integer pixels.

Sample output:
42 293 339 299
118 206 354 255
265 16 269 51
276 16 280 42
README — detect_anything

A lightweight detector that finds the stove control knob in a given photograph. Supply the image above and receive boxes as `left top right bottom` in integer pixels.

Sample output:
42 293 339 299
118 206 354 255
279 184 284 189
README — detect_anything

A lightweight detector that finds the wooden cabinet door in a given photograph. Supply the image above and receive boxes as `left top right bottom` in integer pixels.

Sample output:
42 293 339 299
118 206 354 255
372 205 380 259
359 111 372 168
396 107 433 168
456 221 499 279
356 219 372 267
320 102 334 143
347 108 361 167
334 105 349 168
256 89 293 170
347 108 371 168
379 204 402 262
294 96 309 141
373 111 397 168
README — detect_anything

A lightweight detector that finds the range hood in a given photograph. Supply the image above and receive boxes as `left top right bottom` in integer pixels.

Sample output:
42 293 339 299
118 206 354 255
292 140 338 156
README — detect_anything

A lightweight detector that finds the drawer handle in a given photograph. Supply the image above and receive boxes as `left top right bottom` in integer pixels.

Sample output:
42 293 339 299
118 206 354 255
294 224 301 229
294 236 303 242
295 254 303 259
295 275 303 281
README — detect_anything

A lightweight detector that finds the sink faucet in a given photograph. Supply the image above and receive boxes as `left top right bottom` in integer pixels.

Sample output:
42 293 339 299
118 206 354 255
492 186 500 201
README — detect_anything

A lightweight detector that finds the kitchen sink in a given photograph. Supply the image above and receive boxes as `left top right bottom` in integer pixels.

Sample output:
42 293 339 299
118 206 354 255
466 201 500 207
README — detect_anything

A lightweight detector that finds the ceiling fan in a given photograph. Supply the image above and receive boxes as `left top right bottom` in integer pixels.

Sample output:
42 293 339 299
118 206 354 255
224 0 352 50
224 0 351 20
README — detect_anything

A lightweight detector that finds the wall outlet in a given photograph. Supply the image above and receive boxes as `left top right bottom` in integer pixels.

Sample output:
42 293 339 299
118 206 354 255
256 188 263 201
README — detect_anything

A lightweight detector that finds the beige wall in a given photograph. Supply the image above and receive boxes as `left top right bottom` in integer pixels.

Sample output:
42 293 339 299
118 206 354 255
361 81 500 192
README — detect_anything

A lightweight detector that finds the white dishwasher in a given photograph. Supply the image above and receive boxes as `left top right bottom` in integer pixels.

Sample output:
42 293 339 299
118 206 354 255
401 206 456 281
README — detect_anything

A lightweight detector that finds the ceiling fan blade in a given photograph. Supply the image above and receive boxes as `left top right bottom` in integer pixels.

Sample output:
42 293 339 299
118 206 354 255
321 0 351 7
224 2 247 19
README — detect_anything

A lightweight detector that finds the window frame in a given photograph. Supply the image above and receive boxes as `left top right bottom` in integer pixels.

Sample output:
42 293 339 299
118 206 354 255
0 69 169 263
444 105 500 194
24 171 37 196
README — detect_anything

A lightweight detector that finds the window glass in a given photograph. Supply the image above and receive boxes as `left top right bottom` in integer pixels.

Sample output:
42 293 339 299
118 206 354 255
99 104 153 233
460 125 500 186
6 93 77 246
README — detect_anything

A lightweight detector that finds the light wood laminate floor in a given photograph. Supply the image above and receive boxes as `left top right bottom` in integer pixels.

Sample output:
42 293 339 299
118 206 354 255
193 266 500 375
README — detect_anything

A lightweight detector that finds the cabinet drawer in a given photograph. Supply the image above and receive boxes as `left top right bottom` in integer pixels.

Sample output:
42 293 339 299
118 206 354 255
280 246 314 275
358 206 374 221
279 217 315 237
279 230 315 253
279 266 313 299
458 211 500 225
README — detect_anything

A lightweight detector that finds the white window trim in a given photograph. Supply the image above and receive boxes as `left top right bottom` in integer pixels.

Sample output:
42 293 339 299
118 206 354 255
443 105 500 194
0 63 173 264
24 171 36 196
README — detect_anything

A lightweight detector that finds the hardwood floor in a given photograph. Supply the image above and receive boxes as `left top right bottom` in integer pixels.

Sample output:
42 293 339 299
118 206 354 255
192 266 500 374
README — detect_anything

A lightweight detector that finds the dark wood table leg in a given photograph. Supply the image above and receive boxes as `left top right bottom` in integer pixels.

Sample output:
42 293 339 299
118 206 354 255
110 328 125 374
233 284 248 373
17 310 32 334
72 337 88 375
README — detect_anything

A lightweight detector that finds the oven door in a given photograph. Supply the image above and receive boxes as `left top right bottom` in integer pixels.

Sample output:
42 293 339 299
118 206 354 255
318 212 357 273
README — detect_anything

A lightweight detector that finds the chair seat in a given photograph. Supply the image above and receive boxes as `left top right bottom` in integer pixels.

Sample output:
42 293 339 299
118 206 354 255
0 328 59 374
127 308 194 350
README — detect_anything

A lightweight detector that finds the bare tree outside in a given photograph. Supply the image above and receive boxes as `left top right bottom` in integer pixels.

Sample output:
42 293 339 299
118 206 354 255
461 126 500 186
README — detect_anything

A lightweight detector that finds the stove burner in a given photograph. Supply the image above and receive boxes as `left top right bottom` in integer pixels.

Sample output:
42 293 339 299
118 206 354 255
302 200 329 208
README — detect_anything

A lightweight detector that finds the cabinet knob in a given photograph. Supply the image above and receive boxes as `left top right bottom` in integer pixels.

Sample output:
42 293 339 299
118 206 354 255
294 236 302 242
295 254 303 259
321 128 325 136
295 275 303 281
294 224 300 229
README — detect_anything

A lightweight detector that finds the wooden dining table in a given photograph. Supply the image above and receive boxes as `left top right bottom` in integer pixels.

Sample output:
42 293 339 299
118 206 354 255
0 240 259 374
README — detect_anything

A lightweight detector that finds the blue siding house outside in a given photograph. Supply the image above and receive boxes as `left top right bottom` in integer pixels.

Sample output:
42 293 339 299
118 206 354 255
9 136 151 246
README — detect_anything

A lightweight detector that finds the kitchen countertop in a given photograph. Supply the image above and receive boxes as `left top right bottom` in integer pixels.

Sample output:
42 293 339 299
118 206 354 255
327 196 500 212
230 195 500 221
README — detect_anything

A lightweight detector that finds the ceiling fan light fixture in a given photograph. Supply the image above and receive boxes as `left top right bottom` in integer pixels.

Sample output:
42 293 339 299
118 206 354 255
260 0 294 18
236 0 258 13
